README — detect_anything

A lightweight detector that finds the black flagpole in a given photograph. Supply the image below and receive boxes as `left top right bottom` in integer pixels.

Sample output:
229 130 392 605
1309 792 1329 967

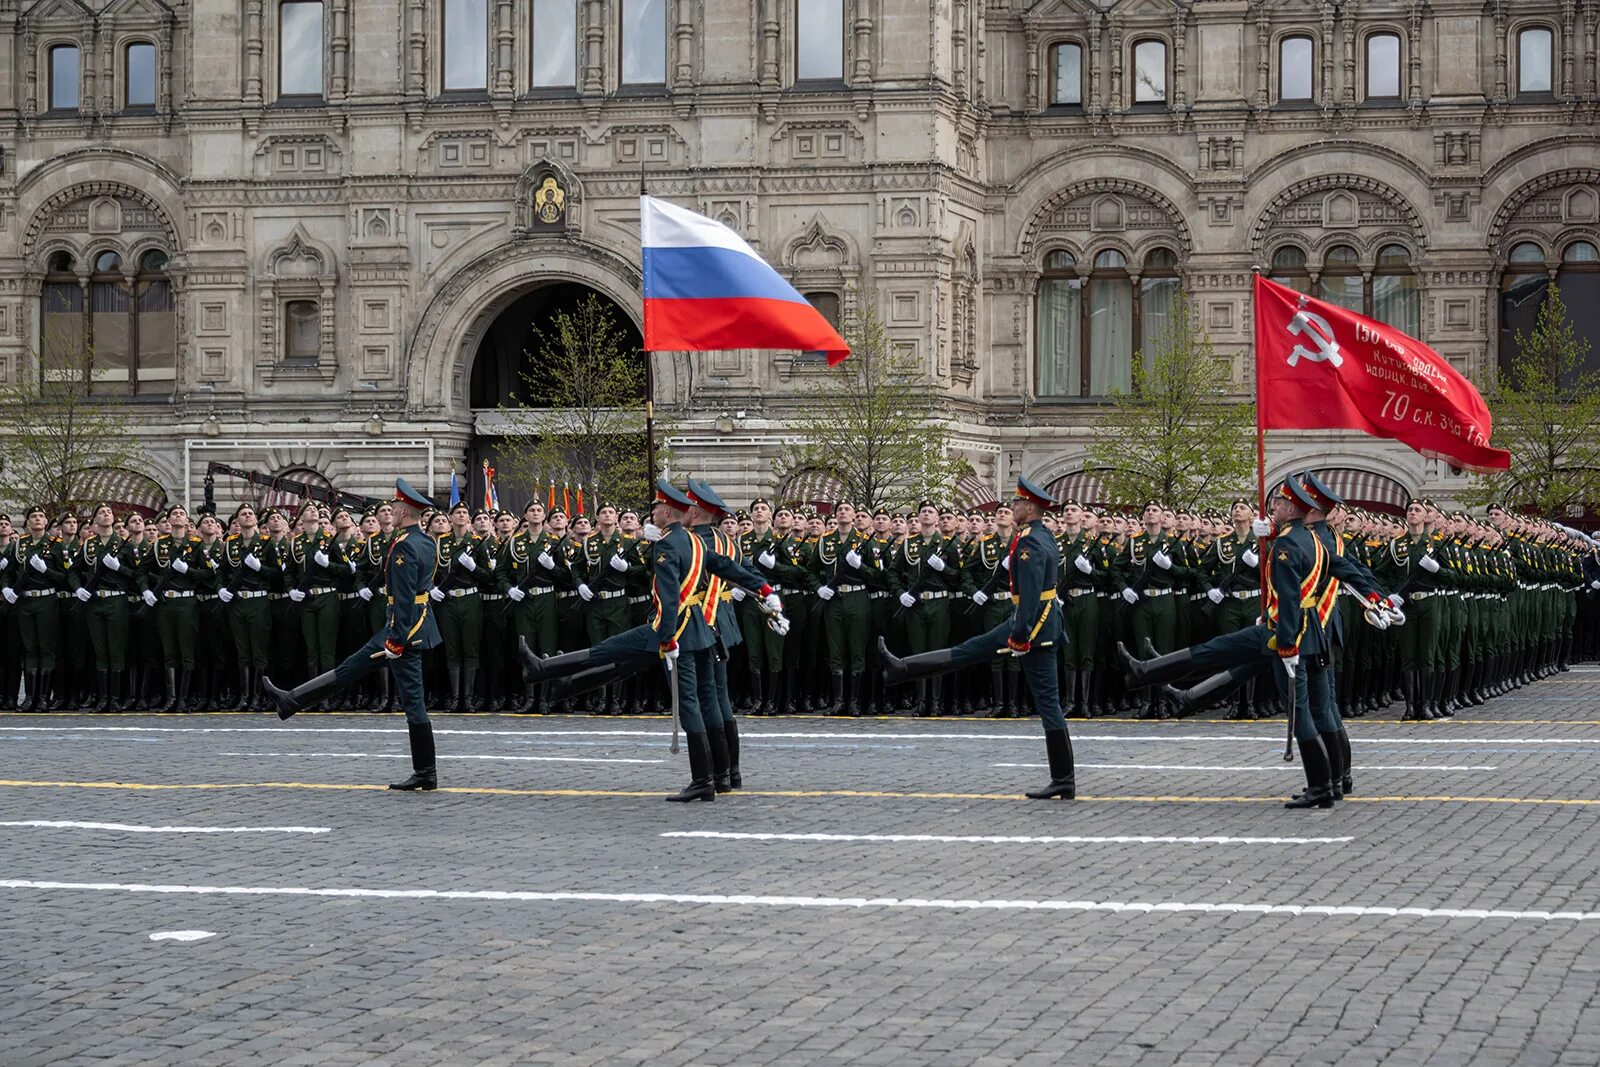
641 159 656 487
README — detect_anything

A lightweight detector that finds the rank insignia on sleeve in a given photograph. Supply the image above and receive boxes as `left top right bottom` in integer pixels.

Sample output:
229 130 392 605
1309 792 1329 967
656 553 668 565
1277 551 1289 561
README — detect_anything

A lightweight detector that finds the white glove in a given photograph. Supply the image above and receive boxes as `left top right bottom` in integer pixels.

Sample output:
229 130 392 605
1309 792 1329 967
537 551 556 571
29 554 47 573
662 647 679 671
218 587 235 604
486 557 497 571
244 553 262 572
313 550 330 568
816 585 834 601
1363 606 1390 630
347 560 357 574
429 587 444 602
898 591 916 608
1591 580 1600 590
608 553 629 573
1280 654 1300 678
1 588 14 605
1206 588 1224 605
288 588 306 603
1251 518 1274 538
102 554 121 572
1388 593 1404 608
74 586 91 602
458 553 476 572
767 613 791 637
731 587 746 602
1152 550 1172 570
845 549 862 569
1419 554 1441 574
172 559 189 575
0 557 8 570
1242 549 1260 568
1074 555 1093 575
972 590 989 606
507 586 526 602
358 587 373 601
758 551 776 569
927 554 946 572
762 593 782 614
642 523 663 542
1386 607 1407 627
1121 587 1139 604
380 644 401 660
141 590 157 607
1001 555 1010 570
577 583 594 601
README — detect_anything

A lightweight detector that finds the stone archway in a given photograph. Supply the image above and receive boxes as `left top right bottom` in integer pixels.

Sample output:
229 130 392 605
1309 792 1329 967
467 281 643 410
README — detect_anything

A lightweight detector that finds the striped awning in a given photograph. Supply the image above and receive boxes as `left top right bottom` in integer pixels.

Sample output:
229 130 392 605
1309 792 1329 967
1309 467 1410 515
777 468 847 511
73 467 168 518
955 474 998 512
1044 471 1109 508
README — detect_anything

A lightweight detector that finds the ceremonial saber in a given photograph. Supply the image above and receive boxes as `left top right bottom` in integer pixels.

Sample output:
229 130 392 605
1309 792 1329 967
667 659 680 754
1283 662 1295 763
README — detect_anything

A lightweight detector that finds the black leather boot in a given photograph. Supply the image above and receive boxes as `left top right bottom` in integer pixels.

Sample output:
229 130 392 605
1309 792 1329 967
666 731 715 802
93 670 110 713
1164 669 1238 717
988 666 1009 717
446 666 464 714
1229 677 1255 720
764 670 782 716
749 668 767 715
1119 640 1196 689
1320 730 1345 801
878 636 955 687
262 669 344 721
708 724 732 793
822 671 845 715
106 670 122 714
1285 735 1335 809
1401 669 1425 721
1024 728 1076 800
846 672 863 718
724 719 742 789
517 638 594 683
20 669 40 713
927 676 944 718
231 667 252 711
163 669 181 713
1336 725 1353 797
390 722 437 791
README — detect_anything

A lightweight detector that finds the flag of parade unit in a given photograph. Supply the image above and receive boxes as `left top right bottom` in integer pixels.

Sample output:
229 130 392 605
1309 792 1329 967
640 196 850 365
481 460 499 513
1253 275 1510 472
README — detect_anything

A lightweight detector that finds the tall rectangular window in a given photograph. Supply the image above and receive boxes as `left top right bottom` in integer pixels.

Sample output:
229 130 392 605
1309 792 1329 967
1051 43 1082 105
1279 36 1313 101
531 0 577 88
1132 40 1166 103
49 45 80 111
126 43 157 107
621 0 666 85
1365 33 1400 99
279 2 324 97
796 0 844 81
443 0 489 90
1519 28 1553 93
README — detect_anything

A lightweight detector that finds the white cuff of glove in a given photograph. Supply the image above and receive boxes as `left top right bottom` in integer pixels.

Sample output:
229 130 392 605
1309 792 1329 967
1251 518 1274 538
75 587 91 601
287 589 305 602
642 523 663 542
29 555 47 573
817 585 834 601
429 587 444 602
1207 588 1224 604
972 590 989 606
927 555 946 572
218 588 234 603
758 552 776 569
1419 555 1441 573
1074 555 1093 574
898 591 916 608
731 587 746 602
1152 551 1171 570
762 593 782 614
1001 556 1010 570
1 589 15 605
608 554 629 573
458 554 476 572
358 587 373 601
102 555 120 572
172 559 188 575
507 586 526 602
1121 588 1139 604
577 583 594 601
142 590 157 607
845 551 862 569
1242 550 1260 568
538 552 556 570
313 551 330 568
244 554 262 571
1388 593 1404 608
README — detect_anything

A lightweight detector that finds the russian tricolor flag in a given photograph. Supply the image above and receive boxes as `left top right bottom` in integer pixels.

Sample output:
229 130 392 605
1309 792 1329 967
641 196 850 365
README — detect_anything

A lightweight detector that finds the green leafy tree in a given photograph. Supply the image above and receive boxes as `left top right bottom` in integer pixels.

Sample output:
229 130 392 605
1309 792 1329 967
778 299 971 512
1465 285 1600 513
1083 296 1255 508
0 328 151 513
495 293 665 510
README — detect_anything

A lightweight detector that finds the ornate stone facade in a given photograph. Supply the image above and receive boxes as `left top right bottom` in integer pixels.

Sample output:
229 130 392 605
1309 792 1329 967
1 0 1597 508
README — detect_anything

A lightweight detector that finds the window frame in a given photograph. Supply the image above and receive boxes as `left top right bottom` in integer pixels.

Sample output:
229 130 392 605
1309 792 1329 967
794 0 847 85
1048 40 1084 109
46 42 81 113
1317 243 1365 314
1268 244 1312 294
282 299 323 364
1363 31 1403 102
123 40 158 111
1130 38 1168 107
528 0 579 91
278 0 327 101
1515 25 1556 97
1034 250 1084 400
1371 243 1420 335
1277 33 1315 104
440 0 490 94
619 0 668 88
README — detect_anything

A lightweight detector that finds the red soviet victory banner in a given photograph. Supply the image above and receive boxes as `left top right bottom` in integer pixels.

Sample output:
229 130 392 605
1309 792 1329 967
1253 274 1510 472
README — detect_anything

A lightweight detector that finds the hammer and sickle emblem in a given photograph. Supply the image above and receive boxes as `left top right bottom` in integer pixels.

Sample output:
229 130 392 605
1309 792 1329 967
1286 308 1344 368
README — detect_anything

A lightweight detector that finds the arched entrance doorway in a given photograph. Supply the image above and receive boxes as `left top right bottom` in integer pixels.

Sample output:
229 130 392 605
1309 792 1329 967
466 282 646 516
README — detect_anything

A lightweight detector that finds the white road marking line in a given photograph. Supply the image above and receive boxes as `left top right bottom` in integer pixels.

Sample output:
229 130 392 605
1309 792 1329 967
148 930 217 942
661 831 1354 846
993 763 1498 772
0 820 331 834
217 751 663 765
4 879 1593 923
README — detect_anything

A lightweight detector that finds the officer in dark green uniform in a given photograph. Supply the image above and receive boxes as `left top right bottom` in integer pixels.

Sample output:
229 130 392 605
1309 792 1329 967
1117 501 1193 719
150 504 209 711
1054 499 1106 717
478 509 517 711
353 509 393 709
287 502 350 711
3 505 70 712
507 500 565 712
71 502 141 712
895 501 965 717
576 503 633 714
266 479 442 790
1378 498 1453 720
219 503 278 711
814 502 872 713
194 511 228 710
967 504 1015 715
739 499 784 714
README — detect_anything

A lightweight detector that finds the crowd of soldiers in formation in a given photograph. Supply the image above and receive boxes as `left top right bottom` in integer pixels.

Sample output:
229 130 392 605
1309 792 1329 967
0 491 1595 719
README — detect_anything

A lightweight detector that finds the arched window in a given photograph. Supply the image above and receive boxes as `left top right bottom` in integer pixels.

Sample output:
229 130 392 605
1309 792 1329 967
1557 241 1600 383
531 0 578 88
1050 42 1082 106
40 253 83 392
1139 248 1182 378
125 42 157 108
796 0 845 81
442 0 488 90
1499 243 1550 376
48 44 80 111
1372 245 1420 337
1365 33 1401 100
134 251 176 394
1089 250 1133 394
90 253 129 394
1518 27 1553 94
280 1 325 97
1269 245 1311 294
621 0 666 86
61 248 176 398
1132 40 1166 104
1318 244 1363 314
1279 35 1313 101
1036 251 1082 399
284 300 321 361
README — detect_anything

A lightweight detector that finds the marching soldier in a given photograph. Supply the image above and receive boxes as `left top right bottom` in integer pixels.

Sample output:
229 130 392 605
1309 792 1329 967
478 509 518 711
1117 502 1193 719
1378 499 1453 721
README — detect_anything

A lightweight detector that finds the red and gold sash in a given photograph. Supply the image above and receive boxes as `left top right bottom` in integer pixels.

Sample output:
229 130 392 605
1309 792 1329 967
651 531 705 631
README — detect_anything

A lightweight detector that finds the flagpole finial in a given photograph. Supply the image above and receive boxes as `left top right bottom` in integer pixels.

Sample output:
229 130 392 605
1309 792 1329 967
639 159 646 196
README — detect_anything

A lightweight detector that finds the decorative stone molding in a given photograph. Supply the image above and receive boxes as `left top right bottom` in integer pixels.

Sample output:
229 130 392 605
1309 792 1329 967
1019 178 1192 258
1249 175 1426 257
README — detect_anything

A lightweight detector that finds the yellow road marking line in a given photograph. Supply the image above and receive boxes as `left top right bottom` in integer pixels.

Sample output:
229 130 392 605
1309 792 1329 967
1 779 1598 805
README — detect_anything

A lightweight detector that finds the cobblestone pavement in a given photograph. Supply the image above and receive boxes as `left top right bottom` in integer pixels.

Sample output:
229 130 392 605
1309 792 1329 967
5 669 1600 1065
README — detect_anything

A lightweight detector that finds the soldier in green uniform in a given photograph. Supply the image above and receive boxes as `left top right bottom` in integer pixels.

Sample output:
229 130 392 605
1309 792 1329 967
69 503 139 712
617 508 657 713
739 499 785 714
1378 498 1451 720
575 503 634 714
263 508 301 694
893 502 966 717
964 503 1014 715
3 505 71 711
286 502 351 711
150 504 210 711
329 507 367 676
814 501 873 713
1203 500 1265 719
768 506 814 713
194 512 228 710
0 515 18 710
506 500 565 712
476 509 516 711
350 510 391 709
1117 501 1193 718
53 512 89 708
1055 499 1109 717
219 504 279 711
432 500 491 712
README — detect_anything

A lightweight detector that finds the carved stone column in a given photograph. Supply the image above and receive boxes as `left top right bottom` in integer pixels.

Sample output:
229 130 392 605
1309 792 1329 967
494 0 515 95
1171 7 1188 111
331 0 350 99
582 0 604 95
851 0 873 86
1407 1 1423 109
1252 1 1269 112
1108 16 1124 110
158 20 173 113
1087 13 1104 116
83 22 98 118
1340 3 1355 107
1491 1 1508 104
407 0 427 97
953 0 969 102
1024 27 1038 111
22 30 37 118
1585 3 1598 100
1561 0 1577 100
1319 1 1334 111
245 0 264 104
758 0 778 89
672 0 693 91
